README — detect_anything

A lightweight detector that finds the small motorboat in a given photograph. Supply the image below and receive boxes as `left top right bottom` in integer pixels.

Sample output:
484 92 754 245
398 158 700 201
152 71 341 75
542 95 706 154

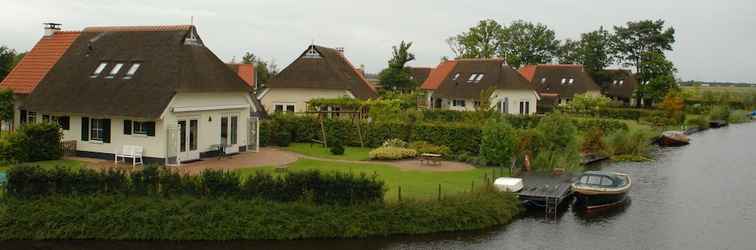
659 131 690 146
709 120 729 128
572 171 631 210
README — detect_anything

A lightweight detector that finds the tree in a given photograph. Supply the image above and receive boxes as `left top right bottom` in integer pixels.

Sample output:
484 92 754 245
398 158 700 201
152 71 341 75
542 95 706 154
612 20 675 76
557 39 581 64
638 51 677 103
480 117 517 167
579 27 614 74
378 41 417 91
0 46 17 82
447 19 504 59
499 20 561 68
240 52 278 89
533 112 581 171
448 20 560 68
0 89 14 130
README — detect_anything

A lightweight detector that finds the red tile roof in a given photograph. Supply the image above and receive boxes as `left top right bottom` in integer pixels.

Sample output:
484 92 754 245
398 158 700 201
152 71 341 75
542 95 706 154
420 60 457 90
0 31 80 94
227 63 255 88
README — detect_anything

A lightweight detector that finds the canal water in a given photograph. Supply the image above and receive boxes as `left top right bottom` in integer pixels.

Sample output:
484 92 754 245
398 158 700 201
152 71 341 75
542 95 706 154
7 123 756 250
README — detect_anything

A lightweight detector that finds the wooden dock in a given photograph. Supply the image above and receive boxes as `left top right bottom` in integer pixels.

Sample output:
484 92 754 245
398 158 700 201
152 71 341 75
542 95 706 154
517 174 575 218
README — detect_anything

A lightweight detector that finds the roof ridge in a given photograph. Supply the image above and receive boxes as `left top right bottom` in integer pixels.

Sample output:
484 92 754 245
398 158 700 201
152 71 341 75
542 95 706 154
83 25 193 32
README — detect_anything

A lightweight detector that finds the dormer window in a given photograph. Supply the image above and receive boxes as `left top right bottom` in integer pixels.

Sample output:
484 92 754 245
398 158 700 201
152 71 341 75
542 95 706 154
540 78 546 84
123 63 141 79
569 78 575 84
561 78 567 84
452 73 461 80
105 63 124 79
613 80 618 85
303 47 321 59
90 62 108 78
466 73 484 83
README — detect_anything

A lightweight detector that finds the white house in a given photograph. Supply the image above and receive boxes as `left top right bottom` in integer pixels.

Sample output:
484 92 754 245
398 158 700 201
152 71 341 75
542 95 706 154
1 24 260 165
420 58 540 115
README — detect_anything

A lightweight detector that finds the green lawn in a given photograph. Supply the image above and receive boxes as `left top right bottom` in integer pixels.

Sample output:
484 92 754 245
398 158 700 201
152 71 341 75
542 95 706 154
0 159 85 173
286 143 372 161
236 158 507 201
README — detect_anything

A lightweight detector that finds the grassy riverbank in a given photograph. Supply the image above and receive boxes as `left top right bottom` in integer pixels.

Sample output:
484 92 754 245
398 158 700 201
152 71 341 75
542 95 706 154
0 188 521 240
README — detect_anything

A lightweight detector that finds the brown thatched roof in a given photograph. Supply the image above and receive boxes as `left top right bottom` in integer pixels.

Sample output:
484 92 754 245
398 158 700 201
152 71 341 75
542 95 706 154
600 69 638 99
23 25 250 118
264 45 377 99
518 64 601 99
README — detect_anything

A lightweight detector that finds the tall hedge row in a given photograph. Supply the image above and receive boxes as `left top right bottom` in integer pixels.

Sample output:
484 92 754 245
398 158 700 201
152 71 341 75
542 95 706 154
260 113 627 157
6 165 385 205
0 189 521 240
0 123 63 163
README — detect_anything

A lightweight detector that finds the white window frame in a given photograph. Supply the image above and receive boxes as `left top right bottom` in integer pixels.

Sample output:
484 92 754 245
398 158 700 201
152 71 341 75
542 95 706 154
90 118 105 142
123 63 141 79
27 111 37 124
106 63 124 79
91 62 108 78
133 121 148 135
273 103 296 113
452 99 465 107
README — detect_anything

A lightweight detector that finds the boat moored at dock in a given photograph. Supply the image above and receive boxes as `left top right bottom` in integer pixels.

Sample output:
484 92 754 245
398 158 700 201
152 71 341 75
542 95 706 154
572 171 631 210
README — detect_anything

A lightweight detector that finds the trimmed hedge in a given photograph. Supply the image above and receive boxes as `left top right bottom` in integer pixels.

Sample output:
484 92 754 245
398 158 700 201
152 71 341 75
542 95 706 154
562 107 666 121
5 165 385 205
259 113 627 157
0 189 521 240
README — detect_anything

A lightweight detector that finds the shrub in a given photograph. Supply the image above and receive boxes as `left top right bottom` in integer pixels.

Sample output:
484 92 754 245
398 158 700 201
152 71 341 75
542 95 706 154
408 141 450 155
381 138 408 148
5 165 385 205
685 115 710 129
479 117 516 167
368 147 417 160
0 189 520 240
581 128 607 155
564 93 612 113
708 105 730 121
273 129 291 147
4 123 63 163
605 127 655 160
728 110 751 124
330 143 345 155
533 113 581 171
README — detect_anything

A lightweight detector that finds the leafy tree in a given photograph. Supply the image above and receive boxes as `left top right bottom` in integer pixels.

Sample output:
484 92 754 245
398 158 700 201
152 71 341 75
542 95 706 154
638 51 677 103
446 19 504 59
480 117 517 167
578 27 615 74
557 39 581 64
499 20 561 68
240 52 278 90
612 20 675 76
475 86 497 112
0 89 14 129
0 46 17 82
448 20 560 68
378 41 417 91
12 51 26 68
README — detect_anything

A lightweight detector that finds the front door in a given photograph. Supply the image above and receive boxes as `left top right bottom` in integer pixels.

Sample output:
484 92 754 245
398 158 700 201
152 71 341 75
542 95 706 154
178 118 199 162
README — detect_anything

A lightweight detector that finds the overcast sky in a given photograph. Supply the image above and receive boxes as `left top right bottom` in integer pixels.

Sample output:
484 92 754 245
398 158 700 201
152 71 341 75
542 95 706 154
3 0 755 83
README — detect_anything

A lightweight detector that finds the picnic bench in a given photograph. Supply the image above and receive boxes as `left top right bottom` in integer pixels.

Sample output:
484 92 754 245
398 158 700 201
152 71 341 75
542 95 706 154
419 153 442 165
115 145 144 166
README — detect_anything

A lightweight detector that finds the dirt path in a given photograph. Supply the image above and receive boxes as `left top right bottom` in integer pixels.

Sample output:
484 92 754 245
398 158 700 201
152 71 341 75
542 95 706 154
78 147 476 174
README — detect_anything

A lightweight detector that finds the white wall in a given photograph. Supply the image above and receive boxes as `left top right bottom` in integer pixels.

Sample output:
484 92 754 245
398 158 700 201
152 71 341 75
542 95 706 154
259 88 353 113
163 92 253 154
430 89 539 115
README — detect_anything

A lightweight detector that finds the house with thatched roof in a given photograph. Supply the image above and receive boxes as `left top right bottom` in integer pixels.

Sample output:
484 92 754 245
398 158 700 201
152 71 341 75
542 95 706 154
257 45 378 113
596 69 639 106
0 24 260 165
420 58 539 114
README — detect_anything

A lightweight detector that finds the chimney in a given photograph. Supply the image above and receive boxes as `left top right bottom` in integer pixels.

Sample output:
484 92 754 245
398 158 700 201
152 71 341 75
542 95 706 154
335 47 344 54
43 22 62 37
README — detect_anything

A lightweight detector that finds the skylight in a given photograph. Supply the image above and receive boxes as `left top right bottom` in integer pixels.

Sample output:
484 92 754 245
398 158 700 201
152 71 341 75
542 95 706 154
540 78 546 84
569 78 575 84
452 73 461 80
105 63 124 79
123 63 141 79
474 73 484 83
561 78 566 84
90 62 108 78
467 74 477 83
